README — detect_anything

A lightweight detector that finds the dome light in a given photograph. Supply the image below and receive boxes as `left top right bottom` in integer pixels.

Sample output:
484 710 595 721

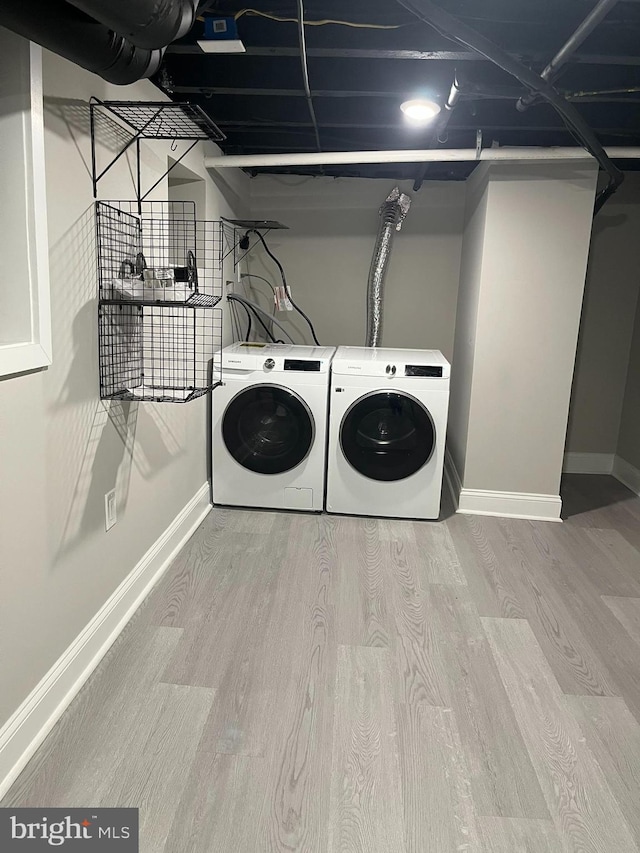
400 98 441 125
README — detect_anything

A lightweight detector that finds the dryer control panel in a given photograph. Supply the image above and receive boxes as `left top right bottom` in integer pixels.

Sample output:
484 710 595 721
284 359 321 372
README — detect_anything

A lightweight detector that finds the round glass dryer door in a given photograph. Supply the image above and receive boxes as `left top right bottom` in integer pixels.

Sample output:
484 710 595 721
222 384 315 475
340 391 435 482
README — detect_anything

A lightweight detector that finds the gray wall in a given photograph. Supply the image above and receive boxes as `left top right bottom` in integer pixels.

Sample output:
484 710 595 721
449 161 598 498
0 47 247 728
618 294 640 469
248 175 465 359
566 174 640 455
447 165 490 483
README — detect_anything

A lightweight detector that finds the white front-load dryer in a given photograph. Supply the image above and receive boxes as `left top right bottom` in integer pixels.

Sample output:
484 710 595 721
213 342 335 512
326 346 451 520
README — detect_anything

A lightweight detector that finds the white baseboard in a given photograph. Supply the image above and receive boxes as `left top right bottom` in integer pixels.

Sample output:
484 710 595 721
613 455 640 497
457 488 563 522
0 483 212 800
563 452 614 475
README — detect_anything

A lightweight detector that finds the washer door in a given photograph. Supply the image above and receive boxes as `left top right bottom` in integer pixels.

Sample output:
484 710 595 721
340 390 435 482
222 384 315 475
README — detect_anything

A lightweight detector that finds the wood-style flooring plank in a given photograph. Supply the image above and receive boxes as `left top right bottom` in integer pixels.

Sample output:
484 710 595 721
225 507 275 533
446 514 526 618
483 617 638 853
384 537 448 709
163 753 259 853
335 516 390 648
1 626 183 807
397 703 480 853
547 525 640 598
377 518 416 543
161 526 287 688
95 682 215 853
413 520 467 586
518 523 640 722
477 817 562 852
142 510 232 628
430 584 549 819
329 645 406 853
491 519 619 697
197 524 293 755
256 514 337 853
567 695 640 848
601 596 640 648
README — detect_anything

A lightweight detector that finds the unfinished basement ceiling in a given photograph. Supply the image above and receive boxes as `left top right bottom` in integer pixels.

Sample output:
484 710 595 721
156 0 640 182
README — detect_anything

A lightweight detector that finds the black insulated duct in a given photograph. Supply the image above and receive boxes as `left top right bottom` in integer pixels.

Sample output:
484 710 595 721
0 0 164 85
64 0 198 50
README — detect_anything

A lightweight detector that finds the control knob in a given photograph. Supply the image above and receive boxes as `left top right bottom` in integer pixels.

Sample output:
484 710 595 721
264 358 276 370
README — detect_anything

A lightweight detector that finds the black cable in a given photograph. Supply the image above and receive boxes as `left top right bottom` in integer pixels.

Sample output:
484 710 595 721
247 229 322 345
228 295 282 344
396 0 624 213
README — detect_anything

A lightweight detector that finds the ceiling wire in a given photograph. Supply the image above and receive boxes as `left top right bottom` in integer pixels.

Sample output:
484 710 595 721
234 9 407 28
569 86 640 97
295 0 322 153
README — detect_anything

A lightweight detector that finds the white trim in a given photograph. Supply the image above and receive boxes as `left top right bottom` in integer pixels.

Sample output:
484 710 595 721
0 39 52 377
444 450 462 511
0 484 211 800
457 488 563 522
613 455 640 497
563 452 614 475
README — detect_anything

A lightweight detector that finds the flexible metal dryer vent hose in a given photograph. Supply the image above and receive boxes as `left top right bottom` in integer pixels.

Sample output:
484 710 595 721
366 187 412 347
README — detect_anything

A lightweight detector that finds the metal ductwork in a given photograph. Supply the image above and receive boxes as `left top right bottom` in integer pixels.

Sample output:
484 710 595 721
64 0 198 50
366 188 412 348
0 0 164 85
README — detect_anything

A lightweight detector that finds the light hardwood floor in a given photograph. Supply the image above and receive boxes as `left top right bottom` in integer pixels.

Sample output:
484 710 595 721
4 474 640 852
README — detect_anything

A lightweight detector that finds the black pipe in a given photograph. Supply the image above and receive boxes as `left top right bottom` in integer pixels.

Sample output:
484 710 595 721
516 0 619 112
414 75 462 191
0 0 163 85
64 0 197 50
397 0 624 212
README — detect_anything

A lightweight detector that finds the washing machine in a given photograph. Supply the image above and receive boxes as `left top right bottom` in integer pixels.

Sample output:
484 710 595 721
213 342 335 512
326 346 451 520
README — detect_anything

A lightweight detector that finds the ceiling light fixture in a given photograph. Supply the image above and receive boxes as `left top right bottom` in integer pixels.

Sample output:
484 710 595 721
400 98 441 125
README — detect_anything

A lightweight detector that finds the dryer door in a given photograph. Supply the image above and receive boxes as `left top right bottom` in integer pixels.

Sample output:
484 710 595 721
340 390 435 482
222 384 315 475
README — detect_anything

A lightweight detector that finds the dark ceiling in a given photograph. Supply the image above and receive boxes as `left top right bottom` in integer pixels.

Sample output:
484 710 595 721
155 0 640 183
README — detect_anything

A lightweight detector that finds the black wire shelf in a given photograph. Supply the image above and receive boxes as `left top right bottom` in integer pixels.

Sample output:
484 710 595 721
99 101 225 142
97 200 223 404
90 98 226 206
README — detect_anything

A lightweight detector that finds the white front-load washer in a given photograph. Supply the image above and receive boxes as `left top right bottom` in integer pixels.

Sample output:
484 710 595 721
213 342 335 512
326 346 451 520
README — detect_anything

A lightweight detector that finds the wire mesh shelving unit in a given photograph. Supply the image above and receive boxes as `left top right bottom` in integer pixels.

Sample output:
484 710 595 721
90 99 225 207
97 200 223 403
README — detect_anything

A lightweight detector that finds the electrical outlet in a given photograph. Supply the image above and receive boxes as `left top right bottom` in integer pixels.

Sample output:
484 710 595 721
105 489 117 531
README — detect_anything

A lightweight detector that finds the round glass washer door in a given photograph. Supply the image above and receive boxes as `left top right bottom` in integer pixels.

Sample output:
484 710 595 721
222 384 315 475
340 390 435 482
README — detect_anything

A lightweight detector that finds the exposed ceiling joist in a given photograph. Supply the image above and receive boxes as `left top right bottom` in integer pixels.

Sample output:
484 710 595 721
166 44 640 66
